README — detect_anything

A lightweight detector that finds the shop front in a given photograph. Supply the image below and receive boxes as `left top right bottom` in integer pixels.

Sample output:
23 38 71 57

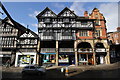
15 52 37 67
41 53 56 66
95 52 107 64
77 42 94 65
78 53 94 65
95 43 107 64
1 54 11 66
58 52 75 66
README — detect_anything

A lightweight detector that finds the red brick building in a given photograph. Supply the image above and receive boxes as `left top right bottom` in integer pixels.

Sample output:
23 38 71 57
108 27 120 45
75 8 110 65
107 27 120 63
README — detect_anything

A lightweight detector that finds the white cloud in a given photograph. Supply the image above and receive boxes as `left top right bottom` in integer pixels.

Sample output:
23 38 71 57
31 23 38 28
98 3 118 32
54 3 65 9
70 2 85 16
28 11 40 19
70 2 118 32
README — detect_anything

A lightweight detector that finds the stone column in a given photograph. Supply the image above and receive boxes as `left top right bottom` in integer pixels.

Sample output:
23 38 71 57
36 54 39 65
93 49 96 65
74 41 78 66
105 48 110 64
56 40 59 66
91 40 96 65
37 40 40 65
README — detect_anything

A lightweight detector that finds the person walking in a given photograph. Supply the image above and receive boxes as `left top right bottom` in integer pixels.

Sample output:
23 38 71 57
6 59 10 68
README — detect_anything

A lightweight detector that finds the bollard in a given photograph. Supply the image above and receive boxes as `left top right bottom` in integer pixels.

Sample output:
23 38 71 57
65 67 68 76
61 67 64 72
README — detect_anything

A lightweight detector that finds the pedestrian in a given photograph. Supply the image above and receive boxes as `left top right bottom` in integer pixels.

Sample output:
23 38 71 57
31 58 34 64
6 59 10 68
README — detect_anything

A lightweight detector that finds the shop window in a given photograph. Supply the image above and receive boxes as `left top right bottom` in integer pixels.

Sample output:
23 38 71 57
79 54 87 61
43 54 56 63
79 30 88 36
18 55 34 65
58 55 69 63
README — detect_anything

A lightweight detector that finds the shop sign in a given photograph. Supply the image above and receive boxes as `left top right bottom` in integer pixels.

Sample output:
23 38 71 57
96 48 106 52
59 59 69 63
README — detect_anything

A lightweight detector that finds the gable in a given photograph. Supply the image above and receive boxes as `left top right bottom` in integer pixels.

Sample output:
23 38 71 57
42 10 56 17
58 7 77 17
36 7 57 18
61 10 76 17
20 32 35 38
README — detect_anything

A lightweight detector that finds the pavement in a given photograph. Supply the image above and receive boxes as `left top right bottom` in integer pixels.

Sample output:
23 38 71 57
1 62 120 80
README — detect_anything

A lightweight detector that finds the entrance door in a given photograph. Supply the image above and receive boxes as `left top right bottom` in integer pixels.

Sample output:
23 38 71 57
100 56 104 64
69 55 75 65
88 54 93 65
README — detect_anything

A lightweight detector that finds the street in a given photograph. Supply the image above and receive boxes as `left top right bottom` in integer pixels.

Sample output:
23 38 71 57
1 62 120 80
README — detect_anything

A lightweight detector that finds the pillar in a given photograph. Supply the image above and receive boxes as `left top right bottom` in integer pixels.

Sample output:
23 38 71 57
105 48 110 64
93 49 96 65
37 40 40 65
75 49 78 66
36 54 39 65
91 40 96 65
74 41 78 66
56 40 59 66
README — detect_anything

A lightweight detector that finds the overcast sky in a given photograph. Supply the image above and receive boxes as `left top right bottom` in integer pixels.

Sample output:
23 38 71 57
0 2 119 33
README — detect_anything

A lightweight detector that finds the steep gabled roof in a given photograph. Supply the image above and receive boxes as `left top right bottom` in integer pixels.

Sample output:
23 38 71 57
57 7 77 17
36 7 57 18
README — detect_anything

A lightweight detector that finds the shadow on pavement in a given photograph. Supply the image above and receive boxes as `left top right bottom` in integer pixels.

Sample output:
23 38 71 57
68 68 120 79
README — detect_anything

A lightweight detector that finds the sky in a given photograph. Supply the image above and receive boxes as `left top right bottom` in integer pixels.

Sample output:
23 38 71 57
0 2 119 34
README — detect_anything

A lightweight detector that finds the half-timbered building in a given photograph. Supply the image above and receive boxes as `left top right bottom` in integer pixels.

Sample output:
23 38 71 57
15 28 38 67
37 7 110 66
0 17 19 65
0 2 38 67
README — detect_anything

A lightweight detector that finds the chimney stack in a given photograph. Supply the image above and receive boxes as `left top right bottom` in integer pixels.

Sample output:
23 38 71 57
84 11 88 17
117 27 120 31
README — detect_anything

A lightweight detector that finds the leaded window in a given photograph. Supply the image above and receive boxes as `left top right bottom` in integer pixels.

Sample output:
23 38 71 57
95 30 100 37
79 30 88 36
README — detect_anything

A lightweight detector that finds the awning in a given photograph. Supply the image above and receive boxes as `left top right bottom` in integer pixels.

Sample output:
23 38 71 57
39 53 56 55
